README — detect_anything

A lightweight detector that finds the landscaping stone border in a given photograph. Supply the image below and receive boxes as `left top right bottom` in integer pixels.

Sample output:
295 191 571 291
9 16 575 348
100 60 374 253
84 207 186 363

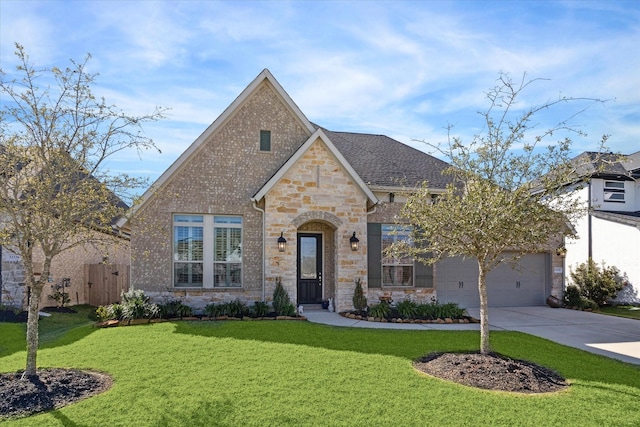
339 311 479 324
94 315 307 327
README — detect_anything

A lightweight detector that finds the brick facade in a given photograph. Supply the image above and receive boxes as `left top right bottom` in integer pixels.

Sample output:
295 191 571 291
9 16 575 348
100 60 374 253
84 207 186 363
130 80 313 308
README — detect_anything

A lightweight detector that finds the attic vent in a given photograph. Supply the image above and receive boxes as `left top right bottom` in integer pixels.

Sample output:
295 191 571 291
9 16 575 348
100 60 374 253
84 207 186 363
260 130 271 152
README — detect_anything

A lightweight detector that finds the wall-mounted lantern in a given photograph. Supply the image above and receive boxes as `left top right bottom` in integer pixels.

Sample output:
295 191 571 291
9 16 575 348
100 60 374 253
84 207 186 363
556 244 567 258
350 232 359 251
277 232 287 252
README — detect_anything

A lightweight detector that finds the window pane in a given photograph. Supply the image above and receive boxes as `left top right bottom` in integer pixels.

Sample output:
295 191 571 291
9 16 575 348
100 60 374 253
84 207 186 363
605 181 625 189
383 265 413 286
214 263 242 287
213 218 242 287
175 215 203 223
174 226 203 261
174 262 203 287
300 237 317 279
214 216 242 225
381 224 414 286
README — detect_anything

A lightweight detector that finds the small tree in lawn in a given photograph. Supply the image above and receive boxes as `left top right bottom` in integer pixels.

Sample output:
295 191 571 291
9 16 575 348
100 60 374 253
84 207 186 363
389 73 608 355
0 44 165 377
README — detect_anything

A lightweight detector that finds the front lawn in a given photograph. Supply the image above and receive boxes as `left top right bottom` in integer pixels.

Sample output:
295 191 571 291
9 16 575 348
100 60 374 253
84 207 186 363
599 305 640 320
1 313 639 426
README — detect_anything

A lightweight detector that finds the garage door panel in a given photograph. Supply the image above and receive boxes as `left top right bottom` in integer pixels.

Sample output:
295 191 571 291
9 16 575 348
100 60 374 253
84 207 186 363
436 253 548 308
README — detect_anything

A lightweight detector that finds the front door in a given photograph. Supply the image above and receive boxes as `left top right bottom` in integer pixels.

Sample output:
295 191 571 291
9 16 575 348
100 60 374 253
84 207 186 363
297 233 323 304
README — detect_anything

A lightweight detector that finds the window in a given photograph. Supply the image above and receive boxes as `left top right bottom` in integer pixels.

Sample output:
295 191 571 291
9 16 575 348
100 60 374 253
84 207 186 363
174 215 204 287
213 216 242 287
260 130 271 152
173 215 243 288
603 181 625 203
381 224 413 286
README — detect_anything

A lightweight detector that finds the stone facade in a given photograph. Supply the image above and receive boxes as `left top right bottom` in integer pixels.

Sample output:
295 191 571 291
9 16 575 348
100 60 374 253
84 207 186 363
263 137 369 312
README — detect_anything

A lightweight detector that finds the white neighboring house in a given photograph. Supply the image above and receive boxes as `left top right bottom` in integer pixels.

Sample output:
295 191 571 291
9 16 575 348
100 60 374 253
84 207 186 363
565 151 640 303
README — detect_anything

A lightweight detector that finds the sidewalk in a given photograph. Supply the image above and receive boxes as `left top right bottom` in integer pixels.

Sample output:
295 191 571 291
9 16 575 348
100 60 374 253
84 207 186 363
304 306 640 365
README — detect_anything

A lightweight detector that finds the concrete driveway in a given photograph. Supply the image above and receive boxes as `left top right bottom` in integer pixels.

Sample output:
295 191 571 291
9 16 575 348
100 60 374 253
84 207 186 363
465 306 640 365
304 306 640 365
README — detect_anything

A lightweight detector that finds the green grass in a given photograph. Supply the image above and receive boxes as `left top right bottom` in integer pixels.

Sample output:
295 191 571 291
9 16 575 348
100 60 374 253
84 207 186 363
1 312 639 426
599 305 640 320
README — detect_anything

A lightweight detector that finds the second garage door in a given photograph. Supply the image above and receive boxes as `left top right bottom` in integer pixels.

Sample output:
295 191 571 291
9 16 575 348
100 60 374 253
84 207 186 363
435 253 550 307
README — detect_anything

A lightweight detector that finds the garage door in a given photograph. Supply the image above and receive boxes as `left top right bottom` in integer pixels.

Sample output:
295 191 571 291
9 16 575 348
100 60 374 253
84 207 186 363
435 253 549 307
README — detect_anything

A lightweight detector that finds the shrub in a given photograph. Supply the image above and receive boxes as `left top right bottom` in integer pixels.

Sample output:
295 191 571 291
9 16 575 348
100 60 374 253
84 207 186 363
48 278 71 307
120 289 159 320
107 303 123 320
250 301 270 317
564 284 583 308
272 277 293 316
438 302 465 319
416 302 438 319
95 305 111 322
570 259 626 307
395 299 418 319
352 278 368 311
368 301 391 319
226 299 249 318
204 303 221 318
159 300 193 319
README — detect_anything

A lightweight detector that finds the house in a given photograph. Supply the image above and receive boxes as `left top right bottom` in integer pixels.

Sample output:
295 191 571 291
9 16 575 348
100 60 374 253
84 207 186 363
564 151 640 302
121 69 564 312
0 150 131 310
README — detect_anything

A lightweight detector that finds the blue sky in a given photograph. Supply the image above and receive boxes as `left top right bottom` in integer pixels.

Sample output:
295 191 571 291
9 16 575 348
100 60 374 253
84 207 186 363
1 0 639 188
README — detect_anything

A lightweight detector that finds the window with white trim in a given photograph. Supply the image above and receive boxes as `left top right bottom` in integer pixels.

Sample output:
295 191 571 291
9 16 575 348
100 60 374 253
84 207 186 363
603 181 625 203
174 215 204 287
213 216 242 287
381 224 414 286
173 215 243 288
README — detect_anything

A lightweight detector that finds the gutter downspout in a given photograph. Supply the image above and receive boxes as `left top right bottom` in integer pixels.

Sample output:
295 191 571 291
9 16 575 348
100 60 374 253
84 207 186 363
252 199 266 301
587 180 593 260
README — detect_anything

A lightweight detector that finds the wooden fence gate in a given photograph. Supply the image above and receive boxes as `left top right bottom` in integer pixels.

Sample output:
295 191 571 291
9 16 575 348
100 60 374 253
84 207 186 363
84 264 130 306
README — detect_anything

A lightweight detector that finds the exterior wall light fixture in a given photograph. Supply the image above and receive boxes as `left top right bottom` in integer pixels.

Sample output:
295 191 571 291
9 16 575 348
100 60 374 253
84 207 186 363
277 232 287 252
350 231 359 251
556 244 567 258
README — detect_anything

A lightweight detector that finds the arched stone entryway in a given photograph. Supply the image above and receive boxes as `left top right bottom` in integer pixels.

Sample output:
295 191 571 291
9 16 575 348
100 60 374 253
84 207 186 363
294 211 340 305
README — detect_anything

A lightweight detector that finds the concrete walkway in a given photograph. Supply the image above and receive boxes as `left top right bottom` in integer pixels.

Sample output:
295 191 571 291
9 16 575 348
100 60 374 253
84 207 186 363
304 306 640 365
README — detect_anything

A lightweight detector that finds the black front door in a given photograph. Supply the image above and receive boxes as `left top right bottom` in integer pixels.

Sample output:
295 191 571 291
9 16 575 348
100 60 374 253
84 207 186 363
297 233 323 304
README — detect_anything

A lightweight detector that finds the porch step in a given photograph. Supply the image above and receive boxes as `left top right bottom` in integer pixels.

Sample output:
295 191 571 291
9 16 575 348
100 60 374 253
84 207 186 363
300 304 323 311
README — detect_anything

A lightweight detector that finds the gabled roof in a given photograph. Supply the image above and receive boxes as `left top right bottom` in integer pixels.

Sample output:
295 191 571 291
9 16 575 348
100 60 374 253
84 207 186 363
323 129 452 190
621 151 640 177
119 69 315 227
573 151 638 180
252 128 378 204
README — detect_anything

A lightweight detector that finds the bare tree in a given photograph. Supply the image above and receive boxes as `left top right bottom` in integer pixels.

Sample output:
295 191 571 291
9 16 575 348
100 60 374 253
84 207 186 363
0 44 166 377
390 73 608 354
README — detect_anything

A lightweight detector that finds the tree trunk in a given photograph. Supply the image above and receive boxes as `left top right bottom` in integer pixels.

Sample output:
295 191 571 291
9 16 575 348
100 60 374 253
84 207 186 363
23 283 43 378
477 263 491 355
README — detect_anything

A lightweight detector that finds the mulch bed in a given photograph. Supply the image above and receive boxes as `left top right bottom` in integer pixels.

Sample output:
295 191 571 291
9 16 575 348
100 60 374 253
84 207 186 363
0 368 112 420
414 352 569 393
0 308 28 323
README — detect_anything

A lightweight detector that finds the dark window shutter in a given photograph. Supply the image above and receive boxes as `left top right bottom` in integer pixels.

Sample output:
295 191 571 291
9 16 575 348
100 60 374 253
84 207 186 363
260 130 271 151
367 223 382 288
414 255 433 288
